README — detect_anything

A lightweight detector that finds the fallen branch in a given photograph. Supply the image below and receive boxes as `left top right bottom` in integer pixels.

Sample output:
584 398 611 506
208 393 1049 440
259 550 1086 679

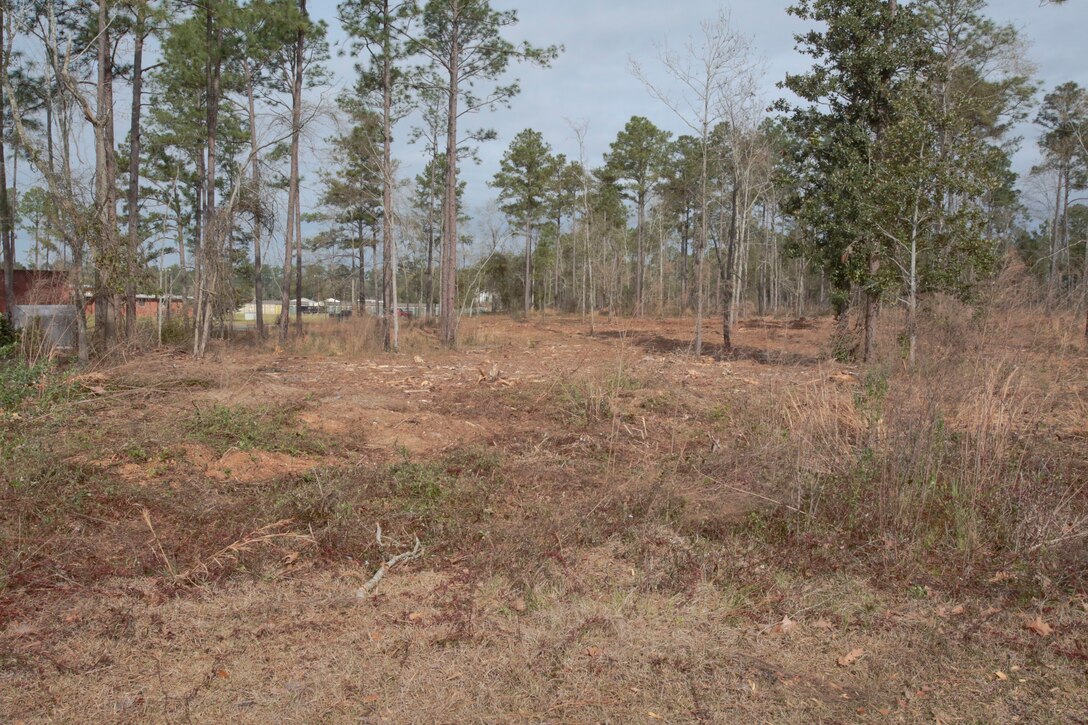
692 465 810 516
356 524 423 598
176 519 315 584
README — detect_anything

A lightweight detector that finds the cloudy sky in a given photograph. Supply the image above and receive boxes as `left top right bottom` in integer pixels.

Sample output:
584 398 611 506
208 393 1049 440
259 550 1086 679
305 0 1087 259
11 1 1088 264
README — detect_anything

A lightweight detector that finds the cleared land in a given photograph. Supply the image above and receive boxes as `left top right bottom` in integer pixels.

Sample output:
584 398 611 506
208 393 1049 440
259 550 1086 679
1 309 1087 723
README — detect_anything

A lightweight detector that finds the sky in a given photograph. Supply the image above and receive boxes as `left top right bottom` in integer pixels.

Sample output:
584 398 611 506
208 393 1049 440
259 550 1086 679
313 0 1088 258
11 0 1088 266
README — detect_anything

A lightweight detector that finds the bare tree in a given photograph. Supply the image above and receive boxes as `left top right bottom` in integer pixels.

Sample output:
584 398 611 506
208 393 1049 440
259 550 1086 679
4 3 96 359
632 10 755 356
568 119 596 335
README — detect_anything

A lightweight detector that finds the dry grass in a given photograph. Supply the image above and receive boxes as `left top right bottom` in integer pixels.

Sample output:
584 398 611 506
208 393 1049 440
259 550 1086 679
1 307 1086 722
281 316 449 358
753 299 1088 591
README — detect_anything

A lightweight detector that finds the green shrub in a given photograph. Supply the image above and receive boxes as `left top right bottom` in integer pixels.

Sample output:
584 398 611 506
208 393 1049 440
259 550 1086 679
159 317 190 346
0 315 18 355
0 358 72 412
184 403 326 455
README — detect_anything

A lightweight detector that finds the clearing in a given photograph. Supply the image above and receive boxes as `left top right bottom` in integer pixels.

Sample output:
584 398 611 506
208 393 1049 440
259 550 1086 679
1 312 1086 722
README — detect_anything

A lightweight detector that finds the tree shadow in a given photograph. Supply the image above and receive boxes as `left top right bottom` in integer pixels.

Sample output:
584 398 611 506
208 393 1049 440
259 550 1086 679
587 328 822 366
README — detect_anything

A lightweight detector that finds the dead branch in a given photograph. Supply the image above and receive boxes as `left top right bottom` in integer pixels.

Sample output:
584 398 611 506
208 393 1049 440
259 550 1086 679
175 519 315 584
355 524 423 598
692 465 810 515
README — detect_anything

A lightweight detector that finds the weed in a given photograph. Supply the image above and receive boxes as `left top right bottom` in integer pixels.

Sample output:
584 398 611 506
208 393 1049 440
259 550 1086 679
706 403 731 422
264 448 505 564
389 457 449 504
0 358 74 412
557 379 613 425
124 442 150 463
159 317 190 346
0 314 18 353
555 368 643 427
761 352 1088 588
184 403 326 455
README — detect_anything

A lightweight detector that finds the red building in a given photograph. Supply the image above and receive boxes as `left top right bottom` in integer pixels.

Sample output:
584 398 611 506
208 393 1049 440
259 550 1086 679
83 294 185 319
2 271 184 319
0 270 72 315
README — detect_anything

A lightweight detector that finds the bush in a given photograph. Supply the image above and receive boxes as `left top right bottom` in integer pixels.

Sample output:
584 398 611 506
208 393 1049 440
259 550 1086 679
0 315 19 359
159 316 190 346
0 358 73 412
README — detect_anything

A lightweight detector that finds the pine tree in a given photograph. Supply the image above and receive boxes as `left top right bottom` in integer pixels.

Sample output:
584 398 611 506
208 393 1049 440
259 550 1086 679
1035 83 1088 303
413 0 560 345
318 100 384 313
490 128 556 314
340 0 417 351
604 116 671 316
660 135 701 313
239 0 309 339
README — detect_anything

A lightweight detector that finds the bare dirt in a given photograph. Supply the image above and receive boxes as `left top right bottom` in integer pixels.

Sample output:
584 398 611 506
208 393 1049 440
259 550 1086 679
1 313 1086 723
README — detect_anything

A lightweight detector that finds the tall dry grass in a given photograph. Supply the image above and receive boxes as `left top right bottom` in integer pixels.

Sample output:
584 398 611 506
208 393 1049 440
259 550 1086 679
283 315 387 357
283 314 505 356
773 293 1088 582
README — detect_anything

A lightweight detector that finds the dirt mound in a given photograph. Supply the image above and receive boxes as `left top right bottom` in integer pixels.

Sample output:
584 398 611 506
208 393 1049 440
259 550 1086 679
204 449 315 483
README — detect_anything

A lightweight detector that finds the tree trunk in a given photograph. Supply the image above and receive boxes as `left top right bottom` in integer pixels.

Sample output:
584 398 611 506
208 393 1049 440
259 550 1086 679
0 0 12 322
244 59 265 340
363 218 372 311
294 167 303 334
381 0 397 351
439 8 460 347
425 225 435 320
1083 230 1088 343
1046 167 1063 308
553 210 560 310
95 0 119 348
694 125 709 356
680 209 689 313
293 2 306 337
635 191 644 316
170 170 189 325
371 237 378 314
720 183 738 356
281 1 305 343
125 5 145 339
731 180 749 329
390 217 399 344
906 193 922 366
424 156 437 320
1060 162 1072 290
796 254 805 318
195 4 221 359
523 220 532 313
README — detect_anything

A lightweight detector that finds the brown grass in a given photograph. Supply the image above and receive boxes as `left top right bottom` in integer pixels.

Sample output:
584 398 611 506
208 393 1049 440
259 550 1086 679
752 299 1088 592
1 307 1086 722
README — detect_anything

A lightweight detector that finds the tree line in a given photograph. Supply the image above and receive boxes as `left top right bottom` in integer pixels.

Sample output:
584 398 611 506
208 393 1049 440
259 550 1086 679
0 0 1084 363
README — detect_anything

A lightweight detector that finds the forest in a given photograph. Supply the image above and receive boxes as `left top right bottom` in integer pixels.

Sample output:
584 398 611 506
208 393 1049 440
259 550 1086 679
0 0 1083 359
1 0 1087 722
